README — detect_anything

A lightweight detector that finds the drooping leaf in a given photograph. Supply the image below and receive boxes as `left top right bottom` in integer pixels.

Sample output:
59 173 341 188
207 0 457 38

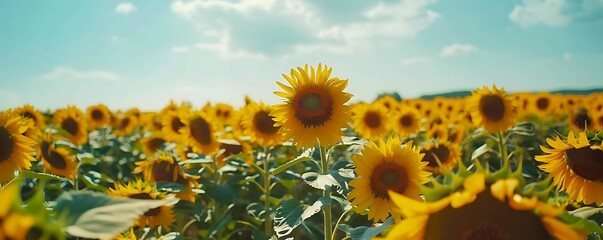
273 197 331 238
350 217 394 240
302 172 340 191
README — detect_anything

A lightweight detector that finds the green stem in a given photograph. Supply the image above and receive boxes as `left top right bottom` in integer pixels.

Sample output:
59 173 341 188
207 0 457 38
497 131 508 167
263 147 272 235
319 146 333 240
331 207 353 240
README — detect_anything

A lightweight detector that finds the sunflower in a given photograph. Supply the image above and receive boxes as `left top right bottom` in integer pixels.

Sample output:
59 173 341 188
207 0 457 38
243 102 281 146
593 111 603 130
391 107 421 137
427 123 448 141
86 104 112 129
216 138 253 168
0 183 37 240
141 112 163 133
230 105 249 139
351 103 390 140
0 109 37 183
161 107 188 142
14 104 45 129
446 124 466 144
374 95 399 112
535 131 603 205
271 64 353 148
108 179 175 229
133 153 200 202
568 107 595 132
468 85 515 133
38 133 77 179
139 134 168 156
115 114 139 136
213 103 235 125
511 92 531 118
348 136 431 222
382 173 584 240
529 92 556 117
419 140 461 172
52 106 88 145
179 110 220 155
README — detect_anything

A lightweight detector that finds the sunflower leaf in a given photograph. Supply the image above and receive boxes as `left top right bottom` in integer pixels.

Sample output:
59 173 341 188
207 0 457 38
471 143 490 160
301 172 340 190
272 149 313 176
274 197 331 238
350 217 394 240
559 212 603 234
246 202 265 222
17 170 65 182
570 207 603 219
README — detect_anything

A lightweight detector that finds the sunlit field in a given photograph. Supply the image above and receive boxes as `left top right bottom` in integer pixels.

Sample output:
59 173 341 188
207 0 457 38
1 64 603 240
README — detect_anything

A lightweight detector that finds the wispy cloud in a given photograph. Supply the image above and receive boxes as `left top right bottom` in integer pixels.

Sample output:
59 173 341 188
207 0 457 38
401 57 431 66
115 2 137 15
441 44 478 57
41 66 121 82
509 0 603 28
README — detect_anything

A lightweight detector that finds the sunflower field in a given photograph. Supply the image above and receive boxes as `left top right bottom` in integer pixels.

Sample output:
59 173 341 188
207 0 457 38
2 64 603 240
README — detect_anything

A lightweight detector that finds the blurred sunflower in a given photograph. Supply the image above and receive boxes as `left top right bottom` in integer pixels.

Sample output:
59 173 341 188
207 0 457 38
213 103 235 125
109 179 175 229
230 105 249 139
139 134 168 156
348 136 430 222
391 107 421 137
86 104 112 129
216 138 253 168
0 183 37 240
374 95 399 112
133 153 200 202
382 173 584 240
113 228 137 240
38 133 77 179
271 64 352 148
52 106 88 145
511 92 531 118
14 104 45 129
536 131 603 205
427 123 448 141
161 108 187 142
351 103 390 140
142 112 163 133
243 102 281 146
468 85 515 133
419 140 461 172
568 107 595 132
529 92 556 117
115 114 139 136
447 124 466 144
0 109 37 183
180 110 220 155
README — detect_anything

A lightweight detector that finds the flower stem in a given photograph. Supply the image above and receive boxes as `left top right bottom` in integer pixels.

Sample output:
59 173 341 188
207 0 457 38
319 146 332 240
263 147 272 235
497 131 508 167
331 207 353 240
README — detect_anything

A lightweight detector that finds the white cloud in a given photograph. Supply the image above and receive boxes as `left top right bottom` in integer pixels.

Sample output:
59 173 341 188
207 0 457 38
401 57 431 66
441 44 478 57
172 46 191 53
509 0 569 27
564 52 572 62
110 35 120 42
41 66 121 81
115 2 137 15
170 0 439 58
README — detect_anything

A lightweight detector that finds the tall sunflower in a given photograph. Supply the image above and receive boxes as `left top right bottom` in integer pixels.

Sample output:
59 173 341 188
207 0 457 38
86 104 112 129
179 110 220 155
271 64 352 148
108 179 175 229
52 106 88 145
14 104 45 129
242 102 281 146
0 109 37 183
139 134 167 156
348 136 431 222
161 107 188 142
419 140 461 172
468 85 515 133
535 131 603 205
382 173 584 240
38 133 77 179
391 107 421 137
351 103 390 140
133 153 200 202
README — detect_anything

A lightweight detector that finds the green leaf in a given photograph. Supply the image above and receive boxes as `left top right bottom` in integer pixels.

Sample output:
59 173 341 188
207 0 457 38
161 232 181 240
246 202 265 222
350 217 394 240
17 170 65 181
55 190 179 239
156 181 186 192
273 197 331 238
509 122 535 136
570 207 603 219
77 153 98 165
272 150 313 176
559 212 603 235
471 143 490 161
211 183 237 204
302 172 340 190
208 214 232 238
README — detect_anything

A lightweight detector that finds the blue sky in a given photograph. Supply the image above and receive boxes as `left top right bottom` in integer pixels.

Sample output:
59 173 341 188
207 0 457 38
1 0 602 111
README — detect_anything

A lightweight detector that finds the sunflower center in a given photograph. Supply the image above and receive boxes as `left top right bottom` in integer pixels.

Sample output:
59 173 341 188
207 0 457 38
171 117 185 132
536 98 549 110
424 192 550 240
293 89 334 127
572 108 592 130
91 109 104 120
565 146 603 182
0 127 14 162
370 162 408 199
147 138 166 153
152 161 176 182
129 193 161 216
220 143 243 158
363 111 381 128
421 146 451 167
121 118 131 129
399 114 413 127
254 111 279 134
46 150 67 169
189 117 212 145
61 117 79 136
479 95 505 121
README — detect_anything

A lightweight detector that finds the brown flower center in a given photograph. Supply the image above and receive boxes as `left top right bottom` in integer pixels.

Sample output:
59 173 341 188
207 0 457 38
424 192 550 240
189 117 212 145
0 127 14 162
572 108 592 130
220 143 243 159
40 142 67 169
151 161 187 185
147 138 166 153
170 117 185 133
370 162 408 199
363 111 381 129
421 145 451 167
399 114 413 127
121 117 131 129
293 88 333 127
479 95 505 121
129 193 161 216
91 109 104 120
253 111 279 134
565 146 603 182
536 98 549 111
61 117 79 136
